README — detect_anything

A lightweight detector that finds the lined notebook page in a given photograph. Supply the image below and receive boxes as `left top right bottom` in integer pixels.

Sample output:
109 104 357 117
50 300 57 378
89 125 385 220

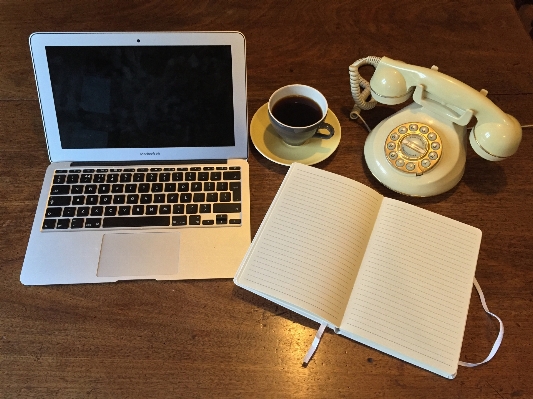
340 198 481 378
235 163 383 326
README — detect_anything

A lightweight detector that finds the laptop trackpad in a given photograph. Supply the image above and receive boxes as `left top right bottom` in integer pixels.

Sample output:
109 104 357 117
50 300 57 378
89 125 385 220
97 232 180 278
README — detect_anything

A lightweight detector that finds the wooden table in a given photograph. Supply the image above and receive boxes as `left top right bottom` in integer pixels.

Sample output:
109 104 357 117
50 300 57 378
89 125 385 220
1 1 532 397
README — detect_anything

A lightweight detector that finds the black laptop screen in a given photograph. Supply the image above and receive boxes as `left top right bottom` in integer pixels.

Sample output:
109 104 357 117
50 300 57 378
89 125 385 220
45 45 235 149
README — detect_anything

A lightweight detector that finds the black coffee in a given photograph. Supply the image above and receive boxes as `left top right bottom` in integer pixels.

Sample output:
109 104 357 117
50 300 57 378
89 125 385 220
272 95 323 127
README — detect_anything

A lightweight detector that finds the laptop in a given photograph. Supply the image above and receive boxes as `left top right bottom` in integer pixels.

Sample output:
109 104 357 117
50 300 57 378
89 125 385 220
21 32 251 285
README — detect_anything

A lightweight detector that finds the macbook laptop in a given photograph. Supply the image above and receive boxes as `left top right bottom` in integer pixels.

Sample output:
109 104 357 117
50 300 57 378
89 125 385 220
21 32 251 285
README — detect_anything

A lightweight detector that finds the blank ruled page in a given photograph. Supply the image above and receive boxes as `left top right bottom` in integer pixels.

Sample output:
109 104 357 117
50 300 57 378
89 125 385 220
340 198 482 378
235 163 383 327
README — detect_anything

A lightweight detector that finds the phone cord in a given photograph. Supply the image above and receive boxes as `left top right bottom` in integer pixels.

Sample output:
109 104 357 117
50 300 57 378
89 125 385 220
349 56 382 116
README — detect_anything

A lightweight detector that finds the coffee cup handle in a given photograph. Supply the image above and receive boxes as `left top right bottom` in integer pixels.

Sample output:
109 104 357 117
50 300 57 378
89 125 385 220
313 122 335 140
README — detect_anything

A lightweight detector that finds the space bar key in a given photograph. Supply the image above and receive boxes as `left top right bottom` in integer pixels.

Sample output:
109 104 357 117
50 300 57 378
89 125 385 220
103 216 170 228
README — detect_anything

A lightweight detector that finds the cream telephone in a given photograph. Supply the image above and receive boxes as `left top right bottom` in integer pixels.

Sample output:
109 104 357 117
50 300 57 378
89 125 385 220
349 56 522 196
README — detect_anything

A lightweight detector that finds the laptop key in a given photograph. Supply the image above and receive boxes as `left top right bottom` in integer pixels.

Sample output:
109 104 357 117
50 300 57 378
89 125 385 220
216 214 228 224
146 205 158 215
50 185 70 195
206 192 218 202
72 196 85 205
56 219 70 229
133 173 145 182
94 174 106 183
164 183 176 192
53 174 66 184
140 194 152 204
48 196 71 206
154 194 165 203
71 218 84 229
71 185 84 195
63 207 76 217
76 207 90 217
107 174 119 183
67 174 79 184
213 203 241 213
198 172 209 181
230 182 241 201
42 219 56 229
186 204 198 214
178 183 189 192
118 206 131 215
219 192 231 202
173 204 184 214
172 172 184 181
100 195 112 205
105 206 117 216
84 218 102 228
151 183 163 192
223 171 240 180
193 193 205 202
127 194 139 204
216 182 228 191
113 195 126 204
132 205 144 215
138 183 150 193
172 216 187 226
103 216 170 228
45 207 62 218
98 184 110 194
111 184 124 193
84 184 97 194
90 206 103 216
180 193 192 203
120 173 132 182
86 195 98 205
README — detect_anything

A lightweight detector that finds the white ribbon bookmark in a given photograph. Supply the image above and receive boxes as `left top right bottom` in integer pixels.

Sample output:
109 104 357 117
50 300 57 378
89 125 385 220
458 277 504 367
302 323 327 367
302 278 504 369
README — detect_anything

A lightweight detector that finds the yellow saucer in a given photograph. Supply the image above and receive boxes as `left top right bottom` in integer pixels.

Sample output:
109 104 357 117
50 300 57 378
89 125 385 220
250 103 341 166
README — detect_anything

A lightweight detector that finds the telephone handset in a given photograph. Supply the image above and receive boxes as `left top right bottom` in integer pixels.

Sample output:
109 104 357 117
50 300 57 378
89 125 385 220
349 56 522 197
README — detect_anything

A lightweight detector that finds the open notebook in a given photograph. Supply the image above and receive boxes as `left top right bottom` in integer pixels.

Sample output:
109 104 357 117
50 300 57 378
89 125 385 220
235 163 502 378
21 32 251 285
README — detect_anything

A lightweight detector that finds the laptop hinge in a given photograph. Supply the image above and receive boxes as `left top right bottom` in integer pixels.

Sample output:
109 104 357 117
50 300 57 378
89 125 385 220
70 160 228 167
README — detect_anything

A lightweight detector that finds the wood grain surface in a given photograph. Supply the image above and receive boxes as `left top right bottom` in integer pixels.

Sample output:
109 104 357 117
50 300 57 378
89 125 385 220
1 0 533 398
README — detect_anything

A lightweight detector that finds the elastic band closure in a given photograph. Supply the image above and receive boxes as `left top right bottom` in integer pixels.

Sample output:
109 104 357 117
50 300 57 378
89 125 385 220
302 323 327 367
458 277 504 367
301 278 503 369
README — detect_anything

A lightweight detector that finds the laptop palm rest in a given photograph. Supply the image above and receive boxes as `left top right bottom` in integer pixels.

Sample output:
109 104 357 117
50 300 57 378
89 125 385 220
97 232 180 278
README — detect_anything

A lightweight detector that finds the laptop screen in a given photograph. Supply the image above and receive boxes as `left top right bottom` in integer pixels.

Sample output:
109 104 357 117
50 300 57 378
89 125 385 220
45 45 235 149
30 32 248 162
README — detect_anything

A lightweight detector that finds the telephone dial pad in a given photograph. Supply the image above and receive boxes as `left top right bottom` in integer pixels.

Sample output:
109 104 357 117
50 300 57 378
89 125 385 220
384 122 442 175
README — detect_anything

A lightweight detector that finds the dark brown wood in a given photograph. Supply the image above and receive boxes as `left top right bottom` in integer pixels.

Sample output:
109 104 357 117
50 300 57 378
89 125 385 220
1 1 533 397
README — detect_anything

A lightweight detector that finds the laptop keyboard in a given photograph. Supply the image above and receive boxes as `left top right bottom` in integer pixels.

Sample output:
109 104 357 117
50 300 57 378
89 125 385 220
42 165 242 230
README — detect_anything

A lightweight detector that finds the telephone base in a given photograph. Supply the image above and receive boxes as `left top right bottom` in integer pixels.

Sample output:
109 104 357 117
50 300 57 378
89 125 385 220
364 103 467 197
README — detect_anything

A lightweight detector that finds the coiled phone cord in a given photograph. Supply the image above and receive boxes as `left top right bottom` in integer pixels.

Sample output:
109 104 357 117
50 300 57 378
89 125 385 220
349 56 382 111
349 56 382 131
